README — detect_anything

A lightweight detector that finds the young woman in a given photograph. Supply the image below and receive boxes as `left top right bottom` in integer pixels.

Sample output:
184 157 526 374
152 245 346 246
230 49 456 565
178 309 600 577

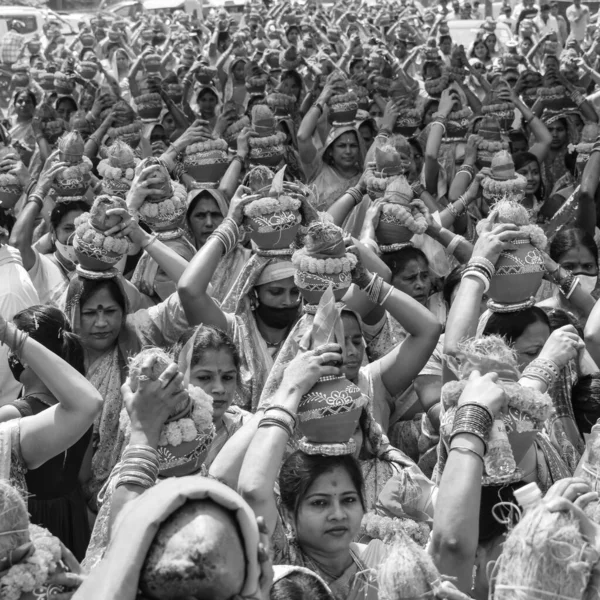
0 306 92 560
9 90 38 166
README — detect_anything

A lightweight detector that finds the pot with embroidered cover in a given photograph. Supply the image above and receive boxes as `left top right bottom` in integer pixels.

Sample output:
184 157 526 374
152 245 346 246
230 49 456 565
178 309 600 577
73 195 130 271
248 105 287 167
0 146 24 209
296 287 368 456
477 199 547 307
481 78 514 132
183 136 231 185
292 221 357 305
50 131 93 202
242 166 302 250
376 176 428 246
98 140 140 197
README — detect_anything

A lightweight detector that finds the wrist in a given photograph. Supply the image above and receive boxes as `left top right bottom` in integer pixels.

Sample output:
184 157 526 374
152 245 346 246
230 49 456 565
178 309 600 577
129 426 160 449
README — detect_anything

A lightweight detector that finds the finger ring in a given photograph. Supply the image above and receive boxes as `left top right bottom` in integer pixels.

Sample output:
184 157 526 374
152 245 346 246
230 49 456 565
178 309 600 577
138 375 150 382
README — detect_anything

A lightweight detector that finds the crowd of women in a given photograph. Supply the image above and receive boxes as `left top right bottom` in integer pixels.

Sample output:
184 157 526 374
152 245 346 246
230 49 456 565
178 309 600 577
4 0 600 598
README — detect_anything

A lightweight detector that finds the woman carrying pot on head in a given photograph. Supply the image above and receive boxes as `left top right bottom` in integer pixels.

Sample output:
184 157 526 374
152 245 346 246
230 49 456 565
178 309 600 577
238 346 436 600
0 305 93 561
9 90 38 167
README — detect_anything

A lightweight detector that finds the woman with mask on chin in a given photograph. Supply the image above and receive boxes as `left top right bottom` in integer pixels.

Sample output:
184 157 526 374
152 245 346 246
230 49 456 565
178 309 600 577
10 161 87 304
536 227 598 326
179 186 303 412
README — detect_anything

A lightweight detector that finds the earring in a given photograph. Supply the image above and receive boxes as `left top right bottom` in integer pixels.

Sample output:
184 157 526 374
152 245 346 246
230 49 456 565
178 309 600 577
285 524 296 543
471 564 478 592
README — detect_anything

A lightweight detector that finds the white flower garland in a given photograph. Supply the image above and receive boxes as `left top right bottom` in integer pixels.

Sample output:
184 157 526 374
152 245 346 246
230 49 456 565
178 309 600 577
0 525 62 600
185 139 228 155
98 159 136 181
267 93 295 108
0 173 21 187
477 139 509 152
537 85 565 97
448 107 473 120
329 91 358 105
139 182 187 223
135 92 162 105
158 384 214 446
225 116 250 139
244 194 301 218
381 199 428 234
75 213 130 254
481 173 527 198
292 249 357 275
249 131 287 149
57 156 93 181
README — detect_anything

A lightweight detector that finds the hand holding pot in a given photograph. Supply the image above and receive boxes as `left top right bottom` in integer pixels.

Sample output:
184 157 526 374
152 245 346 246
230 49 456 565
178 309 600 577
472 215 527 267
126 165 166 211
538 324 584 371
227 184 253 226
457 370 507 420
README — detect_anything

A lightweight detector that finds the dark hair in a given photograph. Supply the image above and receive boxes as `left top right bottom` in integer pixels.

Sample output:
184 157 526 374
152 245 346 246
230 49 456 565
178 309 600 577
13 305 85 375
50 200 88 231
549 227 598 269
381 246 429 277
483 306 550 345
13 90 37 109
197 87 218 103
271 571 334 600
174 325 240 373
280 70 303 99
442 265 466 307
508 130 528 153
513 151 545 201
572 374 600 435
79 278 126 315
279 451 365 518
55 96 77 113
408 138 423 159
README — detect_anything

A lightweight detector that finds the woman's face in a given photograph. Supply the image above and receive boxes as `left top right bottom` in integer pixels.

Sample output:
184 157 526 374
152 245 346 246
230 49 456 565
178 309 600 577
330 132 359 171
54 208 84 245
474 42 488 61
14 92 35 119
548 120 568 150
557 244 599 276
368 103 383 119
392 258 431 305
255 277 301 309
287 29 299 45
116 52 129 71
232 61 246 82
358 123 375 151
189 348 238 422
485 35 497 52
79 287 124 354
439 37 452 55
56 100 76 124
517 160 541 196
188 195 223 247
520 38 533 53
280 76 300 100
293 466 364 557
198 91 218 117
162 112 176 137
341 314 364 383
513 320 550 370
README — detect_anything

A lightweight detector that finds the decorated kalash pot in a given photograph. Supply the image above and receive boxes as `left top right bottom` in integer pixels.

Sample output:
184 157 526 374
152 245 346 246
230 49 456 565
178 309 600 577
422 41 450 99
134 86 164 122
480 78 514 132
182 133 231 186
365 145 406 200
520 70 544 109
107 100 143 148
439 336 553 485
389 78 421 138
97 140 140 198
445 83 473 141
223 114 250 150
37 102 66 145
292 221 357 305
162 73 184 104
79 58 99 81
242 166 302 250
536 56 566 113
245 61 269 97
54 71 75 96
73 195 130 273
128 347 215 478
143 51 162 74
477 198 547 310
266 90 296 118
248 105 287 167
375 176 428 252
296 286 368 456
135 158 187 232
326 72 359 127
50 131 93 203
474 117 509 169
480 150 527 206
0 146 24 210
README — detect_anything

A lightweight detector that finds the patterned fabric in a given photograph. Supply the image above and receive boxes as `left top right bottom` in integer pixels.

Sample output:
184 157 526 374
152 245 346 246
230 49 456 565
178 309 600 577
0 31 25 65
0 420 27 495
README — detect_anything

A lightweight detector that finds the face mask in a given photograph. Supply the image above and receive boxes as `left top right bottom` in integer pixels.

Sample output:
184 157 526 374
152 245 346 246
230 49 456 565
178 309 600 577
255 302 300 329
7 353 25 382
55 240 77 264
577 274 598 295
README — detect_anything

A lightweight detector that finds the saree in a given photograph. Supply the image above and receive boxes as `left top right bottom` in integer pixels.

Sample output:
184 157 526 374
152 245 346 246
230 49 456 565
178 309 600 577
0 420 26 495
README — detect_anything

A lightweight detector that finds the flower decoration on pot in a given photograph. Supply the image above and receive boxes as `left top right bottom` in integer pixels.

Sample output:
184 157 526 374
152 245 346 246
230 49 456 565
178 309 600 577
245 61 269 96
53 71 75 96
474 117 509 168
296 286 368 456
224 115 250 149
536 63 566 112
108 24 121 43
39 70 55 91
74 195 130 273
480 150 526 204
98 140 140 197
569 123 598 168
195 63 217 85
389 78 421 137
445 83 473 141
51 131 93 202
351 77 370 110
266 91 296 117
242 166 302 250
326 72 358 126
0 146 24 210
163 73 184 104
481 78 514 131
79 59 98 81
439 335 553 485
143 52 162 74
134 91 163 121
248 105 287 167
80 31 96 48
520 70 543 108
476 199 547 309
107 105 143 148
449 45 469 82
280 46 302 70
183 137 231 186
128 347 215 477
292 221 357 305
422 40 449 98
376 176 428 252
136 158 188 231
365 145 405 200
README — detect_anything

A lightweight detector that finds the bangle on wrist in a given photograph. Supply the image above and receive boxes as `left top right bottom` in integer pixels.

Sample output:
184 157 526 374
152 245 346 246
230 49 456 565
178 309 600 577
446 233 465 256
141 233 158 250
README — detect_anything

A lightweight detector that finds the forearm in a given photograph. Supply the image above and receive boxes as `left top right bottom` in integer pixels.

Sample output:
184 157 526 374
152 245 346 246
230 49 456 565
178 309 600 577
327 190 361 226
218 156 245 201
135 230 189 285
444 276 485 356
428 226 473 264
9 199 40 269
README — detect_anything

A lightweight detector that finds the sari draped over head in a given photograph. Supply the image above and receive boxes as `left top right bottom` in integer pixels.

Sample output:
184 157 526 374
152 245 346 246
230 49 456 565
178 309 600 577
63 272 191 508
219 253 297 411
186 188 250 303
224 57 248 109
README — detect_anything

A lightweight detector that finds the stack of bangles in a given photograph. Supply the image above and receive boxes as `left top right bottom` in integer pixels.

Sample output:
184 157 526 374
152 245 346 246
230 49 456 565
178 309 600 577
28 191 45 210
457 164 475 182
258 405 298 437
346 186 364 206
461 256 495 292
522 357 560 389
378 128 392 139
0 324 28 359
431 112 447 136
449 401 494 457
208 217 240 255
555 269 579 299
362 273 395 305
570 90 586 106
446 194 468 219
411 181 425 197
115 444 160 490
446 231 466 256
